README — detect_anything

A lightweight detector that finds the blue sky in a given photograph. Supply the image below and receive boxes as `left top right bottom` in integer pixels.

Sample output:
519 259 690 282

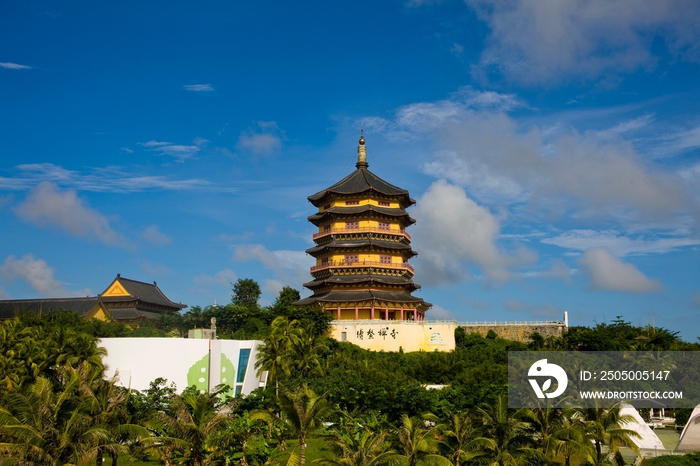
1 1 700 338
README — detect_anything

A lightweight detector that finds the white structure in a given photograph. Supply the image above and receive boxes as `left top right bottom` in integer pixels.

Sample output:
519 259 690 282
676 405 700 451
619 404 666 458
100 338 266 396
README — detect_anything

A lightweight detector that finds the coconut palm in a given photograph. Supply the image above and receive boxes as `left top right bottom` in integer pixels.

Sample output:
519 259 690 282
551 413 590 466
476 395 541 466
277 385 334 466
256 316 298 398
582 404 640 466
287 323 328 379
431 410 494 466
143 390 230 466
0 371 108 466
393 414 452 466
316 428 397 466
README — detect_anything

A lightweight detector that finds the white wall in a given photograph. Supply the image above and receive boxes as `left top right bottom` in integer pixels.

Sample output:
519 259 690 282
100 338 266 396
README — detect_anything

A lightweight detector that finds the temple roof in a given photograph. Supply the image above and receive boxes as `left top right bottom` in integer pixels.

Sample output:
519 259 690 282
306 239 417 256
294 290 430 306
308 168 415 207
303 274 420 290
308 205 415 226
0 297 99 320
99 274 186 310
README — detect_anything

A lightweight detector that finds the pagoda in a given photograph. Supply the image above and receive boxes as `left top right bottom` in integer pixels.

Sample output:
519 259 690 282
294 134 430 321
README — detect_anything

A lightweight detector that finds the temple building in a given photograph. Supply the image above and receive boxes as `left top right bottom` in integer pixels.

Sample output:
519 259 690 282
0 274 186 326
294 134 431 321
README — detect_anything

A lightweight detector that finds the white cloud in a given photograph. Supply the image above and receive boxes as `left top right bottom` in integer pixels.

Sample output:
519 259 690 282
194 269 238 288
0 287 9 299
236 122 284 156
183 84 214 92
503 298 564 319
412 180 536 285
234 244 312 290
263 279 285 297
1 163 226 193
543 229 700 256
522 260 573 283
422 110 690 220
427 304 456 320
0 62 32 70
691 291 700 309
141 225 172 246
0 254 86 297
578 247 663 292
14 181 125 247
139 138 207 162
466 0 700 84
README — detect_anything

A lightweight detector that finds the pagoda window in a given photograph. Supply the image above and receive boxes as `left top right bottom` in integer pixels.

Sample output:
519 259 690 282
380 255 392 264
323 224 331 232
345 254 359 264
321 257 328 265
323 203 331 210
378 222 390 230
378 201 390 206
345 200 359 205
346 221 359 230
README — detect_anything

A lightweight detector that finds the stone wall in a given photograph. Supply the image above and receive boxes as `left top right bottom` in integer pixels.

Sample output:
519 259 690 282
459 323 566 343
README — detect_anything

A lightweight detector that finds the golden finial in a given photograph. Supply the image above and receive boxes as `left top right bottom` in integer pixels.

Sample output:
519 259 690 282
356 127 368 169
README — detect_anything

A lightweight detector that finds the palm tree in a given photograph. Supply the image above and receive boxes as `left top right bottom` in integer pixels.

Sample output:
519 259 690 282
583 404 640 466
393 414 452 466
81 373 149 466
277 385 334 466
476 395 540 466
287 323 328 379
432 410 494 466
0 372 108 466
551 413 590 466
143 390 230 466
316 429 397 466
256 316 297 398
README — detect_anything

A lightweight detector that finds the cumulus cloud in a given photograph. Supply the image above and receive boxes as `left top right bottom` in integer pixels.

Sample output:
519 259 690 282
234 244 312 289
236 121 284 156
14 182 126 247
427 304 456 320
412 180 536 285
543 229 700 256
0 62 32 70
0 254 85 297
183 84 214 92
194 269 238 289
578 247 663 292
141 225 172 246
522 260 573 283
466 0 700 84
422 110 690 220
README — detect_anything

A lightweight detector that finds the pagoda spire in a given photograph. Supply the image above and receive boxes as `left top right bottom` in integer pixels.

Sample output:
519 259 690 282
356 128 368 169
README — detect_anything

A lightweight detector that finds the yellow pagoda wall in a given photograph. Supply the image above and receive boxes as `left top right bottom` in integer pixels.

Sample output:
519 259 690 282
331 321 456 352
321 199 399 210
317 253 404 265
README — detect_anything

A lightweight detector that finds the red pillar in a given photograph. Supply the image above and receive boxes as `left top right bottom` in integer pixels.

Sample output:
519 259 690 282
413 309 417 321
337 306 341 320
385 307 389 320
355 305 359 320
400 307 404 320
371 305 375 320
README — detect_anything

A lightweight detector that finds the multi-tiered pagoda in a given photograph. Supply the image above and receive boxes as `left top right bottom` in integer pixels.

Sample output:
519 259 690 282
294 134 430 321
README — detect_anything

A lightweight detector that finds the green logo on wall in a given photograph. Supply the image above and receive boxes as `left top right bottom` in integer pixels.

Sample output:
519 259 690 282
186 353 236 394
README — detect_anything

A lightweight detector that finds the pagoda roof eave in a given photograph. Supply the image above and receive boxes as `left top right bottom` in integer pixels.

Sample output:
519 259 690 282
308 168 415 207
308 205 416 226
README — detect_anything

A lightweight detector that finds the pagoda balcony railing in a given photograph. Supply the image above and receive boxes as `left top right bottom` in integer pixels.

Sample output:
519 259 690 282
310 260 414 273
313 226 411 241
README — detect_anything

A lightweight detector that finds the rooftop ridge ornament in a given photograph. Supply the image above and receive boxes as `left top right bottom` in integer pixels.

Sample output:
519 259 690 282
356 127 368 169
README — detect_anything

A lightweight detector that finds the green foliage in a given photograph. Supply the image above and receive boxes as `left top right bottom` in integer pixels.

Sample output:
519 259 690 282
644 452 700 465
232 278 263 309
